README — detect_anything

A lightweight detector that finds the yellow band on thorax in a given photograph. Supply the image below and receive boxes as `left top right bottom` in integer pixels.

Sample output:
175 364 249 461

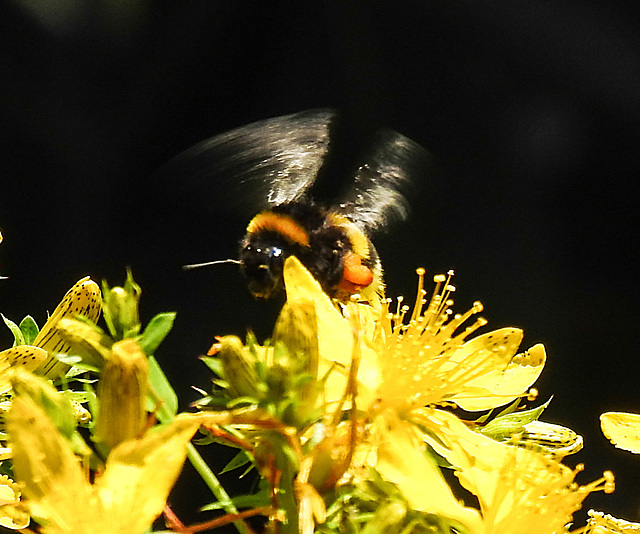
326 212 370 259
246 212 310 246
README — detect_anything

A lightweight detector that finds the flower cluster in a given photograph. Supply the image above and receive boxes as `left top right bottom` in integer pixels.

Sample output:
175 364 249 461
0 231 637 533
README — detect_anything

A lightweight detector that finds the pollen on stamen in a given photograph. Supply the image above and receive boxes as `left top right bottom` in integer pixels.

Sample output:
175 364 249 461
527 388 539 401
604 471 615 493
411 270 429 321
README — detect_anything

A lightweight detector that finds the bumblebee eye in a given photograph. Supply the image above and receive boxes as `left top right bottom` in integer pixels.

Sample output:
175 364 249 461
271 246 283 258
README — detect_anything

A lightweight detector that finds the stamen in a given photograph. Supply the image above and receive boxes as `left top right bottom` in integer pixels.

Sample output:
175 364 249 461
410 268 426 322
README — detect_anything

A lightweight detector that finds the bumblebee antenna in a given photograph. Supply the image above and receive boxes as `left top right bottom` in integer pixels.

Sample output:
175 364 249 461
182 259 242 270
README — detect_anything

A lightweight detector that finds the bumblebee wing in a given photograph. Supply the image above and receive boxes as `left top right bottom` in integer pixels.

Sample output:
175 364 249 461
334 130 431 233
158 109 335 215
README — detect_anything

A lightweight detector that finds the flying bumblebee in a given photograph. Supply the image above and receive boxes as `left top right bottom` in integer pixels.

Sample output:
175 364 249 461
163 109 429 304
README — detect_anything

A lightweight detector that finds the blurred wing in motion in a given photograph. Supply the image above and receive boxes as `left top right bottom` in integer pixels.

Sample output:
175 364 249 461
158 109 336 215
334 130 431 233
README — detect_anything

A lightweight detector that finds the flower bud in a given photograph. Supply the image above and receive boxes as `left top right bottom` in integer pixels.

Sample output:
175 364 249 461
272 298 319 380
216 336 260 399
94 338 148 451
271 298 322 427
101 270 141 339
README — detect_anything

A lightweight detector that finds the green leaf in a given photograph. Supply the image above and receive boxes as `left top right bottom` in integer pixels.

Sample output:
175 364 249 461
137 312 176 355
201 492 271 512
19 315 39 345
1 314 24 346
220 450 253 474
148 355 178 422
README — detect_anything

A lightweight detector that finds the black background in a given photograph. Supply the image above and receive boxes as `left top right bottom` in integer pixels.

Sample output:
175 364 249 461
2 1 640 530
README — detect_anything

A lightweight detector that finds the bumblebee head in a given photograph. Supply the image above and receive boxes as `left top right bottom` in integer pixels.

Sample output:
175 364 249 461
239 234 288 299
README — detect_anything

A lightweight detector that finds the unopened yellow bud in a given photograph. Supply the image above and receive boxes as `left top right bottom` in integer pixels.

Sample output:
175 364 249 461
94 338 148 451
216 336 259 399
102 270 141 339
272 298 319 380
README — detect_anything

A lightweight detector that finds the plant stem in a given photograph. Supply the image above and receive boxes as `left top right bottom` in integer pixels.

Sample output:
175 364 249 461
186 442 252 534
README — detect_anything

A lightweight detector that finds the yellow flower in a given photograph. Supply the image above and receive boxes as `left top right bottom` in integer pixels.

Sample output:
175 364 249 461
413 408 614 534
7 394 205 534
361 269 546 413
282 258 545 414
0 474 30 530
278 259 595 533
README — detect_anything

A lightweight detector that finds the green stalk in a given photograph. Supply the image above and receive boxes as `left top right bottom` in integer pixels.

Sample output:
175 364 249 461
148 358 251 534
273 434 299 534
186 443 251 534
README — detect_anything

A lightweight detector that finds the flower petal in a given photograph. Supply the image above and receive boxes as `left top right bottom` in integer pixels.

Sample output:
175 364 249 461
34 277 102 379
283 257 379 408
0 346 48 393
600 412 640 454
7 395 94 531
450 342 545 411
94 414 203 532
414 408 609 534
372 411 482 531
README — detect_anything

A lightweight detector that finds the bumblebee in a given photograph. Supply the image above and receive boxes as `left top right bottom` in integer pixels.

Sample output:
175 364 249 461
165 110 429 303
240 199 382 302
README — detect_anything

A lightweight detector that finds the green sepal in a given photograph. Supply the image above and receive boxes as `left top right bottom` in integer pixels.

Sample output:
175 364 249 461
137 312 176 356
19 315 39 345
220 449 253 474
147 354 178 423
480 398 551 441
1 314 24 346
200 355 224 377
